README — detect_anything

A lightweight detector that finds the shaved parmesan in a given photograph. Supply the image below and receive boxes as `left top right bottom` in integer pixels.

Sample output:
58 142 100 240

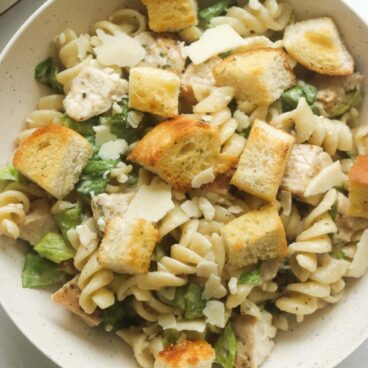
191 167 215 188
158 314 206 332
93 125 117 147
203 274 227 300
125 177 174 222
98 139 128 160
184 24 246 64
180 198 202 218
203 300 226 328
94 30 146 67
196 260 218 278
304 161 346 197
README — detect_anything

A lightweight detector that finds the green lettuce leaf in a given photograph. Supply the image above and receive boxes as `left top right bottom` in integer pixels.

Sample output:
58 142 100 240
54 203 83 239
0 166 22 183
199 0 234 23
62 114 98 138
22 251 68 288
215 323 237 368
77 154 118 198
35 58 64 94
34 232 75 263
238 268 261 286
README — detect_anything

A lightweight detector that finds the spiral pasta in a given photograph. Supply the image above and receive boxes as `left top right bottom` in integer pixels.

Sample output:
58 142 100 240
211 0 293 37
117 329 163 368
272 97 353 156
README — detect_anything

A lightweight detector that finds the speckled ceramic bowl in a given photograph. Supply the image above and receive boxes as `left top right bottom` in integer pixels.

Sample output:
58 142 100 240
0 0 368 367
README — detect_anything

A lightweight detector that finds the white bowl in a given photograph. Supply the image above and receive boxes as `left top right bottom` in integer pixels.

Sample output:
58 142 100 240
1 0 368 367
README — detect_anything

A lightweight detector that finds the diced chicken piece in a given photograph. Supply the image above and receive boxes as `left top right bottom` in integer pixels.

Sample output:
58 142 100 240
333 214 368 246
234 312 276 368
19 199 57 245
154 340 215 368
91 192 135 229
312 73 363 117
181 57 222 103
52 276 102 327
135 32 186 75
64 66 128 121
281 144 333 198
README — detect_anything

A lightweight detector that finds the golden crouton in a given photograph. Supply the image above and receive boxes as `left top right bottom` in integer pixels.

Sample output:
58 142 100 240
52 276 102 327
284 17 354 76
221 204 287 268
98 217 159 274
13 125 93 199
128 116 234 191
213 48 295 105
155 340 215 368
129 67 180 117
142 0 198 33
349 155 368 218
231 120 295 201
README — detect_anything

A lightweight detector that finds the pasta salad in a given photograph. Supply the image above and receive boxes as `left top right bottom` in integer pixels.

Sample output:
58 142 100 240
1 1 368 367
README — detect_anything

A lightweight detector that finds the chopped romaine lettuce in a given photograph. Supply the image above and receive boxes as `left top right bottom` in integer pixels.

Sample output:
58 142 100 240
329 200 338 222
34 232 75 263
103 301 126 332
329 89 363 118
77 154 118 198
0 166 22 183
215 323 237 368
199 0 234 23
183 283 206 319
238 268 261 286
62 114 98 138
54 203 83 239
162 330 187 347
238 126 251 139
22 251 68 289
35 58 64 94
297 80 318 105
126 163 140 187
281 81 318 112
160 283 206 319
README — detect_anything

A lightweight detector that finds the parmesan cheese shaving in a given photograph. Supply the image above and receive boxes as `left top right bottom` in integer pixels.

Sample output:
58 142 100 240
93 125 117 147
125 177 174 222
98 139 128 160
203 274 227 300
191 167 215 188
203 300 226 328
184 24 246 64
304 161 346 197
94 29 146 67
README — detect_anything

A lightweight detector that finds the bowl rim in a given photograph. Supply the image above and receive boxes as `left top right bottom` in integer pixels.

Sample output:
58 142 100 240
1 0 368 367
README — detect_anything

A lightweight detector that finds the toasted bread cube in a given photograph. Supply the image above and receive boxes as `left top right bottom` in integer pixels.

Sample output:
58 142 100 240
284 17 354 76
349 155 368 218
234 312 276 368
221 204 287 268
19 199 57 245
129 67 180 117
52 276 102 327
213 48 295 105
181 57 222 103
128 116 232 191
143 0 198 33
13 125 93 199
155 340 215 368
98 217 159 274
281 144 333 198
231 120 295 201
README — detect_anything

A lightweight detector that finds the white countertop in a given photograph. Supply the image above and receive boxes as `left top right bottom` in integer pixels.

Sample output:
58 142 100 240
0 0 367 367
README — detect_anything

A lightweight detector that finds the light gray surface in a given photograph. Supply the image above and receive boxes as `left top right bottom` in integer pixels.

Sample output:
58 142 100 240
0 0 367 367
